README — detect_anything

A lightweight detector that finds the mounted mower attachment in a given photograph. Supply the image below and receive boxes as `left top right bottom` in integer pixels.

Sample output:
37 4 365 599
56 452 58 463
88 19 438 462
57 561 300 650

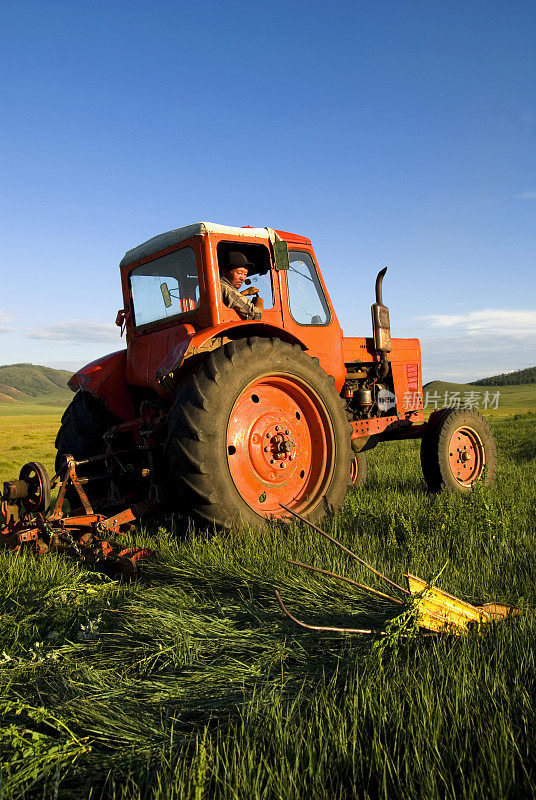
0 458 152 579
277 505 520 637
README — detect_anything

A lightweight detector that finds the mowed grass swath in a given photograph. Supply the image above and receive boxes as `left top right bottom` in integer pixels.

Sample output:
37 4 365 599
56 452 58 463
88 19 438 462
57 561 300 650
0 413 535 799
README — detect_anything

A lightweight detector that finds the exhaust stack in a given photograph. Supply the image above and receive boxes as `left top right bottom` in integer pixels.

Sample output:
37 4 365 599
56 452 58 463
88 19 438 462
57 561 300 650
371 267 391 378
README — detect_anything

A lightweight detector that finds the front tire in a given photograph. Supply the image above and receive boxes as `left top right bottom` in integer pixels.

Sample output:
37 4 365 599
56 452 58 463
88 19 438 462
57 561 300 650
420 408 497 492
165 337 353 529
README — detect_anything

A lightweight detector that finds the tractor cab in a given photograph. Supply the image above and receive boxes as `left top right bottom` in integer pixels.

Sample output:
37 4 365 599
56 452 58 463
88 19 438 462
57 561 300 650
116 222 346 396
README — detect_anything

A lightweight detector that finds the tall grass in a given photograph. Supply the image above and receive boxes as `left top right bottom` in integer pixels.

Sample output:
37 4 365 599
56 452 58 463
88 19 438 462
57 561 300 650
0 415 535 799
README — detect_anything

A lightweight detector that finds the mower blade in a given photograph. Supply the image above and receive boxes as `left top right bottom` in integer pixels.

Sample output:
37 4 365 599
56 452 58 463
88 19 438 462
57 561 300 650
405 573 520 635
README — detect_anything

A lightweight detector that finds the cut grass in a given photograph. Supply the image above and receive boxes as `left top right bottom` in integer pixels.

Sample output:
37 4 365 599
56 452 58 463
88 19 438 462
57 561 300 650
0 414 535 799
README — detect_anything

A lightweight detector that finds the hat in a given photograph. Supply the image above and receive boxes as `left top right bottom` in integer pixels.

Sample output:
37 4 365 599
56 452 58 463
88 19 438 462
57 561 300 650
227 251 254 270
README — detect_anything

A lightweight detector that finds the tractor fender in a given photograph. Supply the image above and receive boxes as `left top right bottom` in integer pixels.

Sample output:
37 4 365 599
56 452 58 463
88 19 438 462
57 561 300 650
424 407 452 431
155 321 308 385
68 349 137 422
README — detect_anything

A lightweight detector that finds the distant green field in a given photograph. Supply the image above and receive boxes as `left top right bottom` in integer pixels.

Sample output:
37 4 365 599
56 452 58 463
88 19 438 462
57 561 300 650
423 380 536 418
0 401 68 416
0 407 66 482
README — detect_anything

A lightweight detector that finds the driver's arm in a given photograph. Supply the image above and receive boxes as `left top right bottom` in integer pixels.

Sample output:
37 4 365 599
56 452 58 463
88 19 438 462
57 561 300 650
221 278 262 320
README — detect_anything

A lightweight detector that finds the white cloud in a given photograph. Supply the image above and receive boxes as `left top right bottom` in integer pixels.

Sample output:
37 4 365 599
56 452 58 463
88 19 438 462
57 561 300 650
417 309 536 381
419 332 534 382
420 309 536 337
28 321 119 344
0 311 13 333
514 191 536 200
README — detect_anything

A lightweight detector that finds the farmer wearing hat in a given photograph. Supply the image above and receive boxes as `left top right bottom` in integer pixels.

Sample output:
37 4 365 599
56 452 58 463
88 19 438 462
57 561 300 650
221 251 264 320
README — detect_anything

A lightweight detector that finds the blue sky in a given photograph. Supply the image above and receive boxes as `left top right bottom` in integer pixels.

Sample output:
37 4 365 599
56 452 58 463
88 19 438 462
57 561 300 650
1 0 535 383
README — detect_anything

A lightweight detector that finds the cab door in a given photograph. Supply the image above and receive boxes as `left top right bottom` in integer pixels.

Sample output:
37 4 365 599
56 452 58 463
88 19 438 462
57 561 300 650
125 240 204 393
280 247 346 391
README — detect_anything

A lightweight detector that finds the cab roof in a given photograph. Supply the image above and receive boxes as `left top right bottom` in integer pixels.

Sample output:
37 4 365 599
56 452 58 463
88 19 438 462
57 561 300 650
120 221 311 267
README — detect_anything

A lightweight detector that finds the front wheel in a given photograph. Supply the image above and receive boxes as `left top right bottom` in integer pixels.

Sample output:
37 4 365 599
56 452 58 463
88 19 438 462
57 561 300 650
420 408 497 492
165 337 353 529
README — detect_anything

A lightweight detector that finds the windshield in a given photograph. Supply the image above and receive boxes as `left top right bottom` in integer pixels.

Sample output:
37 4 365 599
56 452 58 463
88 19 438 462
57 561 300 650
287 250 330 325
130 246 199 327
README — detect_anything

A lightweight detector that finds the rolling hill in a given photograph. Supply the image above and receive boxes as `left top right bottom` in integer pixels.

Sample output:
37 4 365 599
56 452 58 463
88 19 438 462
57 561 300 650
0 363 73 406
470 365 536 386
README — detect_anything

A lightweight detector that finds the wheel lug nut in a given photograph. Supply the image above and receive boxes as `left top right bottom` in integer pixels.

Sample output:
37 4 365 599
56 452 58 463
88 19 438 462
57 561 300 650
264 446 269 452
280 463 285 469
270 459 274 464
275 425 280 431
285 429 289 435
288 455 293 461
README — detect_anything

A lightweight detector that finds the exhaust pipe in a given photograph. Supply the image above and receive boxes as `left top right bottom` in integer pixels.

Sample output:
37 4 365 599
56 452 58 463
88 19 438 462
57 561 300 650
375 266 387 306
371 267 391 379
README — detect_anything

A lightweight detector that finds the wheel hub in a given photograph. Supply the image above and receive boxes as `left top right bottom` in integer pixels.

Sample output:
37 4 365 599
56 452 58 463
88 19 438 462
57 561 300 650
267 430 296 459
248 414 301 481
448 427 484 486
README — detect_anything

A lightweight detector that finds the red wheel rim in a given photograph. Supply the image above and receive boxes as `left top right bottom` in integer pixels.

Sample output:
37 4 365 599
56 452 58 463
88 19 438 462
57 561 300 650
19 462 50 512
226 374 335 518
448 426 485 486
350 455 359 485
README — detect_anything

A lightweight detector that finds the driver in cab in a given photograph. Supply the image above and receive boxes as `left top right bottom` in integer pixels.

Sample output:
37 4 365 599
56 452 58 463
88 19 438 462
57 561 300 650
221 251 264 320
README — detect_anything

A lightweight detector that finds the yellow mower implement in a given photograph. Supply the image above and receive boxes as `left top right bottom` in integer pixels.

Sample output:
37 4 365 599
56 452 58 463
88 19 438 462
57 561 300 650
405 573 520 635
278 504 520 638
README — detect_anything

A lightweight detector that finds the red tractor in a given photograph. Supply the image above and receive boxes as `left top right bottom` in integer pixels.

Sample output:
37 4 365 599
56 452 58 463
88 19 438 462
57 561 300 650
54 222 497 529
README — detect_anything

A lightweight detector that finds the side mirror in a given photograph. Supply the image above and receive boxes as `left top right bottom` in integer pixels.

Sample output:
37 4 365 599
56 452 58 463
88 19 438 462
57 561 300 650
265 227 289 270
160 282 172 308
115 308 128 336
273 238 289 271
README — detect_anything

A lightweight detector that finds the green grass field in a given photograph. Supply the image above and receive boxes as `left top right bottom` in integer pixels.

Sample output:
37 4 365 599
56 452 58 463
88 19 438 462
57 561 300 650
0 406 65 482
0 406 535 799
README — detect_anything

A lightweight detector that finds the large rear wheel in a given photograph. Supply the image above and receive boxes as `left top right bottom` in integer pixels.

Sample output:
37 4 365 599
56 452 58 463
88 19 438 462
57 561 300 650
165 337 353 529
420 408 497 492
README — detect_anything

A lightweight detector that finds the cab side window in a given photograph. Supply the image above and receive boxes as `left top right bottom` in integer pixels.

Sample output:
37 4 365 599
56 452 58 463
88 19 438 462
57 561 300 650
130 247 199 327
217 242 274 309
287 251 330 325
